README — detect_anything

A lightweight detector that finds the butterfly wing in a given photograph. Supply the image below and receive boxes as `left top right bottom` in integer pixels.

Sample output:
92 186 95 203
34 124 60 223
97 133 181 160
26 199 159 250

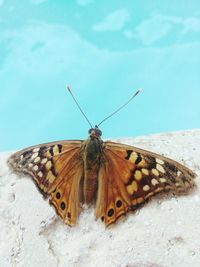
95 141 196 227
8 140 84 226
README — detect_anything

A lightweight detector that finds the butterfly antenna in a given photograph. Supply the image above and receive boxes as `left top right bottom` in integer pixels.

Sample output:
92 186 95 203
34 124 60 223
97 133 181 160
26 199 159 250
97 88 142 127
67 85 93 128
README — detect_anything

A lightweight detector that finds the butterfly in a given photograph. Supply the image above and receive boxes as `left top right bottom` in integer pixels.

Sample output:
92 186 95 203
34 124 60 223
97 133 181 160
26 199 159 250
7 86 196 227
8 125 196 227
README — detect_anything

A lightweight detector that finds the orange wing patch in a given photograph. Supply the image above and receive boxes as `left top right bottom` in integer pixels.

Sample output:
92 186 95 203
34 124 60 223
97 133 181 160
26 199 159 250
99 141 196 226
8 140 84 226
95 149 134 226
49 160 83 226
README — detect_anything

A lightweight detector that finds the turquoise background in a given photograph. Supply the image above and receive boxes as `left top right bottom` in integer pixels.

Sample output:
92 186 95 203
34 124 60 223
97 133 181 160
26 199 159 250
0 0 200 150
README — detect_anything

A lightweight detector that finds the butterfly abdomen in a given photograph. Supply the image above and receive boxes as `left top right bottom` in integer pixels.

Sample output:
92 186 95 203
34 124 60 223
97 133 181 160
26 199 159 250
83 137 102 204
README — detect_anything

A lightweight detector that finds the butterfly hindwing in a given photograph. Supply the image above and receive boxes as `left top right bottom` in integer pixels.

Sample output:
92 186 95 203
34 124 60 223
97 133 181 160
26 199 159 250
95 151 134 226
96 141 196 226
8 140 84 226
49 160 83 226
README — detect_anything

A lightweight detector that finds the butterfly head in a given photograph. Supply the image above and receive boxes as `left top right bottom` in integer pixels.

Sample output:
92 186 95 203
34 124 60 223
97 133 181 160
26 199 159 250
88 126 102 138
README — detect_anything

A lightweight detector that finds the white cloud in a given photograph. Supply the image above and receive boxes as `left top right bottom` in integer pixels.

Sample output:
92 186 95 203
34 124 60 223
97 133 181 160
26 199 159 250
76 0 93 6
30 0 47 5
124 14 200 45
93 9 130 32
135 15 173 45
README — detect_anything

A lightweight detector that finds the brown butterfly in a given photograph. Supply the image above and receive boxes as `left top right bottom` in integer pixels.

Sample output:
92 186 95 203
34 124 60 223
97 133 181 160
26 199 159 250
7 88 196 227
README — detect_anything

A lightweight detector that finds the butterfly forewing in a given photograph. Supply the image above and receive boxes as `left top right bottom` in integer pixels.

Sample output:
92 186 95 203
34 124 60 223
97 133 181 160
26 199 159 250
8 140 84 226
97 141 196 226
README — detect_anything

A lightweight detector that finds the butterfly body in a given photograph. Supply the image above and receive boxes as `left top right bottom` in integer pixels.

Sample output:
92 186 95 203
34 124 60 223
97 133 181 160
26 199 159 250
8 127 196 227
83 132 103 204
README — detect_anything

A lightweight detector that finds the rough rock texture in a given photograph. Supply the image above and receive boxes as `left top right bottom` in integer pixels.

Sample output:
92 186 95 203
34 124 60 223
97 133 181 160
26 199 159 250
0 130 200 267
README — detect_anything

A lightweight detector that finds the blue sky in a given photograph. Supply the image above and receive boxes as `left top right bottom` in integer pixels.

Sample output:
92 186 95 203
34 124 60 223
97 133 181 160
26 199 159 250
0 0 200 150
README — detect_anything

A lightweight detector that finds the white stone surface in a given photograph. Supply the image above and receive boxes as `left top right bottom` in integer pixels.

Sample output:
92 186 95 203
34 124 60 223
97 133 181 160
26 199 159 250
0 130 200 267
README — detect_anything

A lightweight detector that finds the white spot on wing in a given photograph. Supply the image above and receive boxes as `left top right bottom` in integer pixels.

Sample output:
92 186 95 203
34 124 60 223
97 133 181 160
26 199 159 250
38 171 43 178
33 148 40 153
159 178 167 183
151 178 159 186
143 185 150 191
152 168 159 176
177 170 181 176
41 158 48 164
156 164 165 173
33 165 39 171
31 152 38 160
28 163 33 168
156 158 164 165
34 157 40 163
